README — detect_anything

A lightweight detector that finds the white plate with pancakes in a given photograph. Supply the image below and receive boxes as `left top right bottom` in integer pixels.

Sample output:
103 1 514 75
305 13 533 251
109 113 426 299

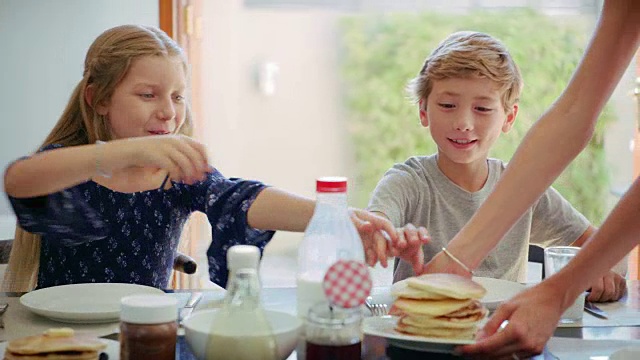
363 315 477 353
472 277 526 311
367 274 489 353
21 283 164 324
0 336 118 359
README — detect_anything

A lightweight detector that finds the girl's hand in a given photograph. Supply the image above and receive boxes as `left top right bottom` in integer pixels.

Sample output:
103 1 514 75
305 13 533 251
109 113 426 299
106 135 211 183
350 210 429 271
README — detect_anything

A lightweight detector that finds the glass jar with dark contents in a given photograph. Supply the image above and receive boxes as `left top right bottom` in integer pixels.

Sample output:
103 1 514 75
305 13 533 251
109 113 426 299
305 303 362 360
120 294 178 360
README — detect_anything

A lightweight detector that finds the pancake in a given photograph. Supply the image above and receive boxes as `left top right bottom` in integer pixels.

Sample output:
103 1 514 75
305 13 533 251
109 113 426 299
4 351 99 360
405 273 486 300
391 274 488 340
4 328 106 360
391 280 449 300
401 310 487 329
396 320 477 339
393 298 473 317
442 300 486 318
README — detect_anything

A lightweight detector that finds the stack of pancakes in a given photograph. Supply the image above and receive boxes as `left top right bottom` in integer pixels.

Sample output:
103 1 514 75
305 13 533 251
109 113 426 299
389 273 488 339
4 328 106 360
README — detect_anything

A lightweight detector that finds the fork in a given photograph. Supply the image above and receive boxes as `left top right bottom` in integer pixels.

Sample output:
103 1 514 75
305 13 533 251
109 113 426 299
179 292 203 325
0 303 8 329
365 296 388 316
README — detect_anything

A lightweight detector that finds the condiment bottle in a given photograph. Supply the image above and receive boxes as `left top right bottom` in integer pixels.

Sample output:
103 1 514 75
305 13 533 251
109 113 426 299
120 294 178 360
296 177 365 318
205 245 277 360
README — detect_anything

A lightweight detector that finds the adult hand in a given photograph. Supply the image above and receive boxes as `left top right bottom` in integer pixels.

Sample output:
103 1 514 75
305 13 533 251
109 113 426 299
587 270 627 302
109 135 211 183
459 280 569 359
419 250 473 278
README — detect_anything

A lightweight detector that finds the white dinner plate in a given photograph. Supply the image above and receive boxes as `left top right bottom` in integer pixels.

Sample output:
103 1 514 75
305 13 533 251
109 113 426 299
362 316 475 353
473 277 526 311
0 338 119 359
20 283 165 323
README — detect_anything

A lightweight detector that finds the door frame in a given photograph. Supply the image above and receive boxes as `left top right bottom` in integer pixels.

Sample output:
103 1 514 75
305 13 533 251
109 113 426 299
159 0 174 38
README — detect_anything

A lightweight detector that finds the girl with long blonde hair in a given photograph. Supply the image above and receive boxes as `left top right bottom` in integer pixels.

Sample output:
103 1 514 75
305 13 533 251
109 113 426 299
3 25 422 292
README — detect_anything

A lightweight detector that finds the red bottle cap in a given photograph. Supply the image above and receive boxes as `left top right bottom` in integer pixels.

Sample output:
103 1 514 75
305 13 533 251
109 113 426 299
322 259 372 308
316 177 347 193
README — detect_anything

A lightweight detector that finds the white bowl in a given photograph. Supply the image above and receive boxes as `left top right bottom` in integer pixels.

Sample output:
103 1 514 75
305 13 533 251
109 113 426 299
610 347 640 360
183 309 302 360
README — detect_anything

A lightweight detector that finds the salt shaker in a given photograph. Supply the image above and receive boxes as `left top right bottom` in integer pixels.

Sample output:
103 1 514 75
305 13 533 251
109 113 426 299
120 294 178 360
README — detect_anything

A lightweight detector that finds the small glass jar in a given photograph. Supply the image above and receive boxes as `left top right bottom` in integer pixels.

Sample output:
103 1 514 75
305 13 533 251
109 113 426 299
305 303 362 360
120 294 178 360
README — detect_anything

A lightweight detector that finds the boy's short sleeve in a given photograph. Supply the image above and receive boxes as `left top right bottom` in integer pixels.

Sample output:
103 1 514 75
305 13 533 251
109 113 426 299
529 186 591 247
367 164 423 227
5 144 108 245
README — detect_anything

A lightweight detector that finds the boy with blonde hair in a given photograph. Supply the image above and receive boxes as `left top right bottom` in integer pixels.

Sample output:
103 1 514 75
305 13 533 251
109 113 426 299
368 31 625 302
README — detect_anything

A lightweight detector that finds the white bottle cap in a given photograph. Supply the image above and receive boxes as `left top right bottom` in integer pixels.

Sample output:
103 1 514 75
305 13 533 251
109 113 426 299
227 245 260 271
120 294 178 324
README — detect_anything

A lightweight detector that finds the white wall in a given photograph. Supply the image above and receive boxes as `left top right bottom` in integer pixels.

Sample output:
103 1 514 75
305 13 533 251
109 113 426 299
0 0 159 239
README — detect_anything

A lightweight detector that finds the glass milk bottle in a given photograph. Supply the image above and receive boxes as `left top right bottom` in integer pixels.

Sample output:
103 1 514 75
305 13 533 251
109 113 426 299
296 177 365 318
206 245 277 360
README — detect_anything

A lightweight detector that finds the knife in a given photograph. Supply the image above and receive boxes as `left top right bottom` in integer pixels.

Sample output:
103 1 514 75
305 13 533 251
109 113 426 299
179 292 203 324
584 300 608 319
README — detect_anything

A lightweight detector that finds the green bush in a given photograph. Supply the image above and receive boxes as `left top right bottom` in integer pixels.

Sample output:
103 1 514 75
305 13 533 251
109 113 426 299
340 9 613 225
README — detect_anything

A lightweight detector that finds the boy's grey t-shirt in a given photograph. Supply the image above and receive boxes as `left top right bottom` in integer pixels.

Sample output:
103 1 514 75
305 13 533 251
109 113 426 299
368 155 590 283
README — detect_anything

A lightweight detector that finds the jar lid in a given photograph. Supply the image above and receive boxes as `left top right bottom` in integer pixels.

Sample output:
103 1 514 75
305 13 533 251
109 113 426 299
322 260 372 308
227 245 260 271
120 295 178 324
307 303 361 328
316 177 347 193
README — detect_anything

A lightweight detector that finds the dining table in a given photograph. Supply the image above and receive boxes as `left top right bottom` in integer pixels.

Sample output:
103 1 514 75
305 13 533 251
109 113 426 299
1 280 639 359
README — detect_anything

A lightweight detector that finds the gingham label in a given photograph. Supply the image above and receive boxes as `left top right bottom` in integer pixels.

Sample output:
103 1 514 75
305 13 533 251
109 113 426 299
322 259 372 308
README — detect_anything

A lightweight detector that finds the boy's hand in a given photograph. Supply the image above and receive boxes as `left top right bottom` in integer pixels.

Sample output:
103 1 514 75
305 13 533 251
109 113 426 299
395 224 430 274
587 270 627 302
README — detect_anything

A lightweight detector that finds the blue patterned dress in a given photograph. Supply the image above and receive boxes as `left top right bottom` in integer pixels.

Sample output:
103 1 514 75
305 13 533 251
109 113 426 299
7 144 274 289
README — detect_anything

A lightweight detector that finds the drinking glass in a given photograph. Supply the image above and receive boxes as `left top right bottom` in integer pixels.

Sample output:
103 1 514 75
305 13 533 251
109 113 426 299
544 246 586 324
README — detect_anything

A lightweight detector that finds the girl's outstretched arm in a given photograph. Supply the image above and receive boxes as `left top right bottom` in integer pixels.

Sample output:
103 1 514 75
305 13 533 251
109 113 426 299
247 187 428 267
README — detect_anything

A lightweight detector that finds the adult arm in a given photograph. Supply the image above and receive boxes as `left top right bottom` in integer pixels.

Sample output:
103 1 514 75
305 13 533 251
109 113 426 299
423 0 640 275
460 176 640 358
